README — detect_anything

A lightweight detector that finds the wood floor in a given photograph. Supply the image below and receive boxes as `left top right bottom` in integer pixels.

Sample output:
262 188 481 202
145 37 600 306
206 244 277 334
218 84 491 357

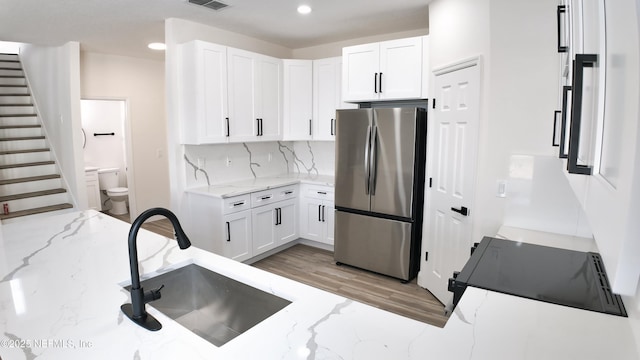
109 213 449 328
252 244 449 328
103 212 176 239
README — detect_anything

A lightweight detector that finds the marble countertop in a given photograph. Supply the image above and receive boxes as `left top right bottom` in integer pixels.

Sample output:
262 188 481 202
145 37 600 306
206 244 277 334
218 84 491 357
0 210 638 359
185 174 334 198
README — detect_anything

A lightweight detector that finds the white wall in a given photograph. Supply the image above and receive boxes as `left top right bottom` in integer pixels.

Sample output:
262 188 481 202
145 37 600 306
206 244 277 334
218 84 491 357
428 0 588 244
20 42 86 210
80 52 168 218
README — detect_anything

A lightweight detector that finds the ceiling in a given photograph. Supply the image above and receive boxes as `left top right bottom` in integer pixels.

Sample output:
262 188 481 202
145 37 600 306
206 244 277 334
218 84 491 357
0 0 429 60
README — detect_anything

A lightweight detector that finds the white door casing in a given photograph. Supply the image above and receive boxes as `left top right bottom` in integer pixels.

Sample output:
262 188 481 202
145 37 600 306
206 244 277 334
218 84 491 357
418 57 481 305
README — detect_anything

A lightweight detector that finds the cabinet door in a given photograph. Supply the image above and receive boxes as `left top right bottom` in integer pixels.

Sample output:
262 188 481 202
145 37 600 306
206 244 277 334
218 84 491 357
342 42 380 102
223 210 252 262
577 0 640 294
314 57 357 141
284 60 313 140
323 201 335 245
275 199 298 245
86 178 101 211
379 37 423 100
227 48 259 142
252 204 277 255
179 41 228 144
299 197 323 242
256 55 282 141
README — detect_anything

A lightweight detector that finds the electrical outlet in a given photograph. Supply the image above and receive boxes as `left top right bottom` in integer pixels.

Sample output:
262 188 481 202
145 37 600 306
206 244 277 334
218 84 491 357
226 156 232 167
268 152 272 162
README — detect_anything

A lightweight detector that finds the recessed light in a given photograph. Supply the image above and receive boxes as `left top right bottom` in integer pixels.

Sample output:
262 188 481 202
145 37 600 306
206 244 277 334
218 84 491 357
148 42 166 51
297 5 312 14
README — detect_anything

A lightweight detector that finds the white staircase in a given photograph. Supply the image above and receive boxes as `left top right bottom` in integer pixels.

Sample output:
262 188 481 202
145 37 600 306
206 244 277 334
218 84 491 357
0 53 73 222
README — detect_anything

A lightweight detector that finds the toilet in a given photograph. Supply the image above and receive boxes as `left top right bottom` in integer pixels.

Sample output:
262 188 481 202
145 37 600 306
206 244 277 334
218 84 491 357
98 167 129 215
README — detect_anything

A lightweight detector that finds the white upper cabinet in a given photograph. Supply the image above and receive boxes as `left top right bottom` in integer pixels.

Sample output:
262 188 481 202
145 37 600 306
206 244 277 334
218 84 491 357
342 36 425 102
178 40 229 144
313 57 357 141
557 0 640 295
255 55 282 141
283 60 313 140
283 57 356 141
227 48 282 142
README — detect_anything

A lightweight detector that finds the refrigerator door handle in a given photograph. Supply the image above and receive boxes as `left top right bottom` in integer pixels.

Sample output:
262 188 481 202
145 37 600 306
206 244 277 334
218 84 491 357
369 126 378 195
364 125 372 195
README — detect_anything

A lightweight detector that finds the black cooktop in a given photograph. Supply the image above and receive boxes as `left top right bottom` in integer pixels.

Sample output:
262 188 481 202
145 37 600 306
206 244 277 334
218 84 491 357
448 236 627 317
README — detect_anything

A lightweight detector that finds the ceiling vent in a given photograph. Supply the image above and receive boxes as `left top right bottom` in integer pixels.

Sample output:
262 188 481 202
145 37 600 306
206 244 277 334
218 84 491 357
188 0 230 11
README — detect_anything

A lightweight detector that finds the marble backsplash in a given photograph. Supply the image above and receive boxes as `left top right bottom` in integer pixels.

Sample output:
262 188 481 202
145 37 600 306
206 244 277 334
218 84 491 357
184 141 335 187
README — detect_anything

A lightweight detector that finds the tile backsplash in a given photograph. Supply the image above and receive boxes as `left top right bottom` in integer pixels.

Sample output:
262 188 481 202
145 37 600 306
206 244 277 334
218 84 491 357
184 141 335 187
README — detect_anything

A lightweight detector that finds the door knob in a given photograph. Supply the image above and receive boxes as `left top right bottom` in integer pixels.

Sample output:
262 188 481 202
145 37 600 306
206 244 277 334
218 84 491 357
451 206 469 216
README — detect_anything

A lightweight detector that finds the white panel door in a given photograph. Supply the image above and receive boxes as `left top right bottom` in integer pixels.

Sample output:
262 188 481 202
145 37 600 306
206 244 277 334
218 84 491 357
419 60 481 305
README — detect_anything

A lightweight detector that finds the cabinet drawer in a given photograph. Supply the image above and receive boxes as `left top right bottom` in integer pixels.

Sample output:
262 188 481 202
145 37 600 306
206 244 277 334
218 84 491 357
223 194 251 214
303 186 334 201
251 185 298 208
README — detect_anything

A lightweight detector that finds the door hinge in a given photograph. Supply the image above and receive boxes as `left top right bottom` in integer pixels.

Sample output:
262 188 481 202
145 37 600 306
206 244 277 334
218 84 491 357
425 251 428 262
432 98 436 109
429 177 432 188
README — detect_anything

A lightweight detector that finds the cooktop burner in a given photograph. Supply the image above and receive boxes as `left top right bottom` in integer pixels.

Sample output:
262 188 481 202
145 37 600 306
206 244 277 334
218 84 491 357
448 236 627 317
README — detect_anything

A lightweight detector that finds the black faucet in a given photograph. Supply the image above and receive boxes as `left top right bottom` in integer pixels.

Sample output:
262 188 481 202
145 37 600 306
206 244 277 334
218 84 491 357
121 207 192 331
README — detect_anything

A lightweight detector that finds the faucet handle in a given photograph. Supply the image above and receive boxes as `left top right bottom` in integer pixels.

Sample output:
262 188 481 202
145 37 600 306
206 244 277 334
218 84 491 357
143 284 164 303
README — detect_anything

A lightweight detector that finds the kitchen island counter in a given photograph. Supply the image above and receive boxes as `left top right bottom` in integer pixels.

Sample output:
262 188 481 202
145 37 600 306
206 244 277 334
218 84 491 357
0 210 637 359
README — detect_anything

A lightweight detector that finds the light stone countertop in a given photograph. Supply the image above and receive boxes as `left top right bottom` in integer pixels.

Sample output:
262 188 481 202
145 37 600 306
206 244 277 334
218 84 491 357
0 210 637 359
185 174 334 198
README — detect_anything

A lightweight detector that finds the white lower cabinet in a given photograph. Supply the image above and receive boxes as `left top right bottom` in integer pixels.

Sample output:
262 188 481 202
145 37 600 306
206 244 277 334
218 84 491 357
252 198 297 254
223 210 252 262
299 184 335 245
185 184 299 262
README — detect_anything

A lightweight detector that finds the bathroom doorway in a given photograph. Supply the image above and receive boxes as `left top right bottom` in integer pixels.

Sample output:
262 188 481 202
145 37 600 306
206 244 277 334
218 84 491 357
80 98 136 221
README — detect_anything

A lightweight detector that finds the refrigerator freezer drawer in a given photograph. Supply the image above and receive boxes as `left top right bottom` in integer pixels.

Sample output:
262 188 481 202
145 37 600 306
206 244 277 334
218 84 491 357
334 210 412 280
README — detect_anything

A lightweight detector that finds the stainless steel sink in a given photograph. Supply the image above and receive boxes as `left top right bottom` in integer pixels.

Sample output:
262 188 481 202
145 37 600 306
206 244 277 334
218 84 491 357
126 264 291 346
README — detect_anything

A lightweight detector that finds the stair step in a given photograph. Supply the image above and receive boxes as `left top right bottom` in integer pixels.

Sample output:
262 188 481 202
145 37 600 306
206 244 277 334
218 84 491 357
0 136 45 141
0 174 60 186
0 114 37 117
0 125 41 129
0 75 24 79
0 203 73 221
0 78 26 86
0 188 67 202
0 160 55 170
0 148 50 155
0 95 32 105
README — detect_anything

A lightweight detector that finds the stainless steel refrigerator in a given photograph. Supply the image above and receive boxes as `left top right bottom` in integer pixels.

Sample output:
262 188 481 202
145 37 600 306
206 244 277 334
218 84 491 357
334 107 427 282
